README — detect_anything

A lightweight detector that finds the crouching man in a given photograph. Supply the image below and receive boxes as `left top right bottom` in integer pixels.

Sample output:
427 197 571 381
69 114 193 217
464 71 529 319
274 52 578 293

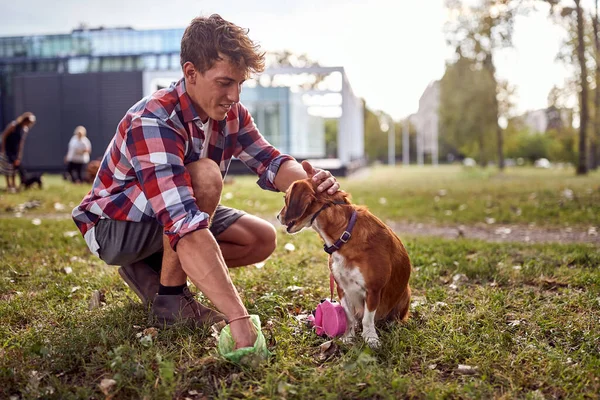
72 14 339 349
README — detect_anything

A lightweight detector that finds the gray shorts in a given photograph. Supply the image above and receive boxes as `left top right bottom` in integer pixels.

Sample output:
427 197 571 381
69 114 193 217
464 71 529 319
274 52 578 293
95 205 246 266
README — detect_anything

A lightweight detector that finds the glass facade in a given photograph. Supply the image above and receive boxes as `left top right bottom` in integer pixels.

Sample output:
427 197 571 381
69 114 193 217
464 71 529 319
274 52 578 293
0 27 183 60
0 27 184 126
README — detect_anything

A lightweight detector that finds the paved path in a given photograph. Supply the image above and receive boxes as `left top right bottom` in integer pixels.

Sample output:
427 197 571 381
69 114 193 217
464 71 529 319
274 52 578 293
2 212 598 246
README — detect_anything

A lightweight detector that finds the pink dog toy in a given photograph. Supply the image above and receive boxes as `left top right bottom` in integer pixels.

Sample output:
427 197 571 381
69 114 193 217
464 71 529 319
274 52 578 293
307 272 347 337
308 299 347 337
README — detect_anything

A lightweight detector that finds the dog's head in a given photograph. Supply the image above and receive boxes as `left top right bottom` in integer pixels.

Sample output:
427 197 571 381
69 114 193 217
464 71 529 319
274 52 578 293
277 178 350 234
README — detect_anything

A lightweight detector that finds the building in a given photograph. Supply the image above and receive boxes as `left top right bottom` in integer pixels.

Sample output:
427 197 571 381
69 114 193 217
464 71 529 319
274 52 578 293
0 27 363 174
409 80 439 165
521 106 571 133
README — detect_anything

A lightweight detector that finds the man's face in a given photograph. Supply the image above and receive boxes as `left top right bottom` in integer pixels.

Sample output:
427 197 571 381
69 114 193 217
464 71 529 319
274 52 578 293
184 56 246 121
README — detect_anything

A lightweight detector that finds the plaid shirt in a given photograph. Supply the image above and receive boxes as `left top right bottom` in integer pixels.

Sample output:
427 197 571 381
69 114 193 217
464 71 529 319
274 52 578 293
72 78 294 253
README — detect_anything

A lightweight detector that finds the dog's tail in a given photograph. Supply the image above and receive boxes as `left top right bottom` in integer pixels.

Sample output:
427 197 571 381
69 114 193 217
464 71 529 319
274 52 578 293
391 285 411 322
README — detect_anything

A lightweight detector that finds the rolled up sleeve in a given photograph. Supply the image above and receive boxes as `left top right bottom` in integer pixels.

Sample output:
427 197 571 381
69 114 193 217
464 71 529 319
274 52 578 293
125 116 209 249
233 103 295 192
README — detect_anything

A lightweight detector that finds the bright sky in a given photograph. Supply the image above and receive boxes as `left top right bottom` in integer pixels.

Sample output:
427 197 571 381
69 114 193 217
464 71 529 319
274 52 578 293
0 0 581 120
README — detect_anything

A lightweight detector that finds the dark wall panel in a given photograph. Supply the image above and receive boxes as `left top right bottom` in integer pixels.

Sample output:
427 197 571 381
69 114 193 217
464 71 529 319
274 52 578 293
61 73 101 160
13 71 143 171
99 72 143 158
14 74 62 168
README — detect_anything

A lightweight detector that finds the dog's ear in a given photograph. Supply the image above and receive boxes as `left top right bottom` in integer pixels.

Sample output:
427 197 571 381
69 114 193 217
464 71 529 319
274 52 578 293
285 180 315 222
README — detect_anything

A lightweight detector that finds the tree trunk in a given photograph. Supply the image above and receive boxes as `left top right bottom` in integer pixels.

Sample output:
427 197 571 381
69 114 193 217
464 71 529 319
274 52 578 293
593 0 600 170
576 0 588 175
485 54 505 171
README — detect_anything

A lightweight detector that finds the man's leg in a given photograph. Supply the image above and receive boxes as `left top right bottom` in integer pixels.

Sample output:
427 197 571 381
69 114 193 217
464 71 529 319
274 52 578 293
215 215 277 268
150 158 226 326
159 158 222 287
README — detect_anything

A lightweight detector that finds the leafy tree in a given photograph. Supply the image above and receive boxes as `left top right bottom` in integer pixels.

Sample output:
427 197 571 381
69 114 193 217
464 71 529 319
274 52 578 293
546 0 589 174
445 0 521 170
592 0 600 169
439 54 498 165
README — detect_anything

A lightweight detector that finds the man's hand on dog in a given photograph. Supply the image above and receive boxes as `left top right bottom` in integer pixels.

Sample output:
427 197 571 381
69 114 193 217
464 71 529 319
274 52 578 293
301 160 340 194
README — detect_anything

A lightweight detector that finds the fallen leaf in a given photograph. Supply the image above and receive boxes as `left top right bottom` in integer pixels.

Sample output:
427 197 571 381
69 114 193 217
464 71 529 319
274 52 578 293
88 290 104 310
456 364 478 375
254 262 265 269
63 266 73 274
70 286 81 293
143 327 159 338
99 378 117 395
284 243 296 251
53 202 66 211
31 218 41 226
315 340 339 362
63 231 79 238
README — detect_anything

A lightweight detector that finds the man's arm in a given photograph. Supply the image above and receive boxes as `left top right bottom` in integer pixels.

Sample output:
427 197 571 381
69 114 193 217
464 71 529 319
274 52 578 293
234 103 340 194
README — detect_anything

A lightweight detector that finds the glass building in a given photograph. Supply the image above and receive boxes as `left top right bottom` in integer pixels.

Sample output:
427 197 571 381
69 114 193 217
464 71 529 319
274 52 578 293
0 27 184 127
0 26 334 172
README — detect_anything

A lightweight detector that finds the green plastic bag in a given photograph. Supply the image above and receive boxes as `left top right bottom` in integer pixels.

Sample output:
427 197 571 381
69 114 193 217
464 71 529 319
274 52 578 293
218 314 269 364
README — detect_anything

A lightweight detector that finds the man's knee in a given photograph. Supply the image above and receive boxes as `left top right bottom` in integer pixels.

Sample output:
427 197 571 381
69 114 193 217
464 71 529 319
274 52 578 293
255 222 277 259
186 159 223 216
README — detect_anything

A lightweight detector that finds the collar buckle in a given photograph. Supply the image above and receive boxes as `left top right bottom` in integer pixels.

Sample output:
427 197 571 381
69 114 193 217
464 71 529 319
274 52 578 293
340 231 351 243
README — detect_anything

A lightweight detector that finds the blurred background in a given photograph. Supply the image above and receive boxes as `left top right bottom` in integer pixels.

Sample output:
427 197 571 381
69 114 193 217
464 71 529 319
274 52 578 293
0 0 598 176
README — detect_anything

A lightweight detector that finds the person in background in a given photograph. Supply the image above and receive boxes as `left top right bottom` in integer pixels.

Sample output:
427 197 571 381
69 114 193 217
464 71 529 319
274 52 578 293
64 126 92 183
0 112 36 193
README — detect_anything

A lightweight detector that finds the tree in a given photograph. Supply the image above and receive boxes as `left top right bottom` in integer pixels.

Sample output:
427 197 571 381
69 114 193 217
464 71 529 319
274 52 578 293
592 0 600 169
445 0 521 170
439 53 498 165
546 0 589 174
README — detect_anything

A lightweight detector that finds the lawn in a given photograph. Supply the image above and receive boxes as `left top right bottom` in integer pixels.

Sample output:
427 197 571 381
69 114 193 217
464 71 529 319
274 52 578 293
0 165 599 399
1 165 599 227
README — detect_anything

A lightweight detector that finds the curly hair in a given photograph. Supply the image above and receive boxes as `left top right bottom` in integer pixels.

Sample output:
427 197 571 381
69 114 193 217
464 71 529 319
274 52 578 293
180 14 265 77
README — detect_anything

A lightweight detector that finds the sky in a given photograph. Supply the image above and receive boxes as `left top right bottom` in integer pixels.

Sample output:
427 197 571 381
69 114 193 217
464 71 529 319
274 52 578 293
0 0 582 120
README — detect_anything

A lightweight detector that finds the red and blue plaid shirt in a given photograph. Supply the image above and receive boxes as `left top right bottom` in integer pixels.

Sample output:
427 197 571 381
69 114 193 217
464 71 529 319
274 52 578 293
72 78 294 253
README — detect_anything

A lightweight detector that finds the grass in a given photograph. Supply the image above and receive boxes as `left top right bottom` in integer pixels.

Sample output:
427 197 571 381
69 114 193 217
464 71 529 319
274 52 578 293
0 218 599 398
1 165 600 227
1 165 599 398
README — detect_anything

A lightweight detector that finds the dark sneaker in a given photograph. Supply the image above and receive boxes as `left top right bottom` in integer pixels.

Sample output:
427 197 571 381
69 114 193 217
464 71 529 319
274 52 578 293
151 287 226 327
118 262 160 306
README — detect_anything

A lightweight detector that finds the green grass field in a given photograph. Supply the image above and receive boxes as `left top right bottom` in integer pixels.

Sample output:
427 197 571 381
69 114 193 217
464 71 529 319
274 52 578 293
1 166 599 399
2 165 600 227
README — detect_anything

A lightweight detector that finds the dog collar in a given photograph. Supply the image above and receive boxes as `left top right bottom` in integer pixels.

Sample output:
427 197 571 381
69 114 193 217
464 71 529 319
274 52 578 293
309 200 347 225
323 209 358 254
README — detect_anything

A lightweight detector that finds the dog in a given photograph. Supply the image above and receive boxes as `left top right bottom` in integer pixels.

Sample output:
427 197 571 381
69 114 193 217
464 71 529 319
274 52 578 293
86 159 101 183
277 178 411 348
18 166 43 189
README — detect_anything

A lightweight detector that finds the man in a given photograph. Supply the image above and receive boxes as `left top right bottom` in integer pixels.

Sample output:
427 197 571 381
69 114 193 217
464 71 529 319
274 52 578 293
72 14 339 349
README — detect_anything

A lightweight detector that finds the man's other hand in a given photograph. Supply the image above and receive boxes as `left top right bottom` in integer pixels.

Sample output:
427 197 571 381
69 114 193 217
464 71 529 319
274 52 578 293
301 160 340 194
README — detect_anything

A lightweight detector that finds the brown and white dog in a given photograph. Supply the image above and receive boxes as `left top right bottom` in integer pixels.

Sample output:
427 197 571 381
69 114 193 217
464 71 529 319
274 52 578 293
277 178 411 347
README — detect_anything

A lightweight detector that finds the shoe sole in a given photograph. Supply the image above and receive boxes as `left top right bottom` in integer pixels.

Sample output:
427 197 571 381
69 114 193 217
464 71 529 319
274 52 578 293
118 266 150 306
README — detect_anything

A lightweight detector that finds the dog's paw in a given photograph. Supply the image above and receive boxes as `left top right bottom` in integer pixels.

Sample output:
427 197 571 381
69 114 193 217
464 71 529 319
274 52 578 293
341 331 355 344
363 335 380 349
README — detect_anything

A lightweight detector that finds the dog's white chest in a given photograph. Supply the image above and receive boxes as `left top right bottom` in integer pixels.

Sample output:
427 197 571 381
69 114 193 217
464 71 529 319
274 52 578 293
331 253 366 308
